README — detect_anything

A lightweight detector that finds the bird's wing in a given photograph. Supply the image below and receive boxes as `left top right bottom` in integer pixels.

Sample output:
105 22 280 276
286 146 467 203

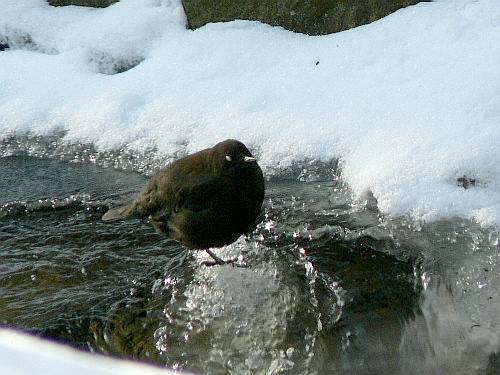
103 170 175 221
173 175 235 214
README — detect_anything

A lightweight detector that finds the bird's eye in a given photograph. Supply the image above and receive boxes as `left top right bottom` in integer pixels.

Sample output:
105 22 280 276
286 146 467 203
225 155 232 162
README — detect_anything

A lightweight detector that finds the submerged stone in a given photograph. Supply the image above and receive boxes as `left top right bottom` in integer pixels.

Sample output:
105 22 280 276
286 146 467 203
307 236 419 317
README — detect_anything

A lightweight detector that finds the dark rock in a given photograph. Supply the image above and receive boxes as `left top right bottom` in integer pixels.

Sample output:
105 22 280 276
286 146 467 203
308 236 419 316
181 0 428 35
47 0 117 7
47 0 429 35
0 43 9 51
47 0 428 35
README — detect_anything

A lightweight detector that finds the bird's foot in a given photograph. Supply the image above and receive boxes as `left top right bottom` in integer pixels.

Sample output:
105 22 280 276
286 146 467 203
203 249 250 268
202 259 250 268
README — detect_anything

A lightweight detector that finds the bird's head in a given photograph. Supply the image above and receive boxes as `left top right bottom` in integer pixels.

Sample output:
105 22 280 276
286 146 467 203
212 139 259 173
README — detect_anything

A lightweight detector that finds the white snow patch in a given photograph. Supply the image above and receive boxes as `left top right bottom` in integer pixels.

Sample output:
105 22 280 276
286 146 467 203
0 328 185 375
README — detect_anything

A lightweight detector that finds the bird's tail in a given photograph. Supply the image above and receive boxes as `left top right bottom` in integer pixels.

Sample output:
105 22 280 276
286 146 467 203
102 205 133 221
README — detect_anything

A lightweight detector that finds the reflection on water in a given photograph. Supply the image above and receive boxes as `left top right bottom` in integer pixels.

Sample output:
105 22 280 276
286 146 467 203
0 138 499 374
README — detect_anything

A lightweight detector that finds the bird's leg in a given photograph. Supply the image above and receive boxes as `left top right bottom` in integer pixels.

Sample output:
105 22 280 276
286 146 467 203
202 249 249 268
204 249 229 265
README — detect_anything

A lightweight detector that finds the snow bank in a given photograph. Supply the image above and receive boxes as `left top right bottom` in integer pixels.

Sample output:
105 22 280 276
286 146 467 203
1 0 500 224
0 328 184 375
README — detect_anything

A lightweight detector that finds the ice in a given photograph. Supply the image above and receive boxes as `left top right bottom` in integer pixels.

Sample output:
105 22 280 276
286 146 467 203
1 0 500 225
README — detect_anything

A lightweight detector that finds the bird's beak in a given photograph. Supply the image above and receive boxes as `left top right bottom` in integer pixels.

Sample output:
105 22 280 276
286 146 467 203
244 156 257 163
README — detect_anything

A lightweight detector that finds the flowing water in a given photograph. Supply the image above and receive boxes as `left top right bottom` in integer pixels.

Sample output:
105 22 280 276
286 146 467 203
1 135 500 374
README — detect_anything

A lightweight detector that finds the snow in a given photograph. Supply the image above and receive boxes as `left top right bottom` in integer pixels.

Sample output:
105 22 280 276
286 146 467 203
0 328 183 375
1 0 500 224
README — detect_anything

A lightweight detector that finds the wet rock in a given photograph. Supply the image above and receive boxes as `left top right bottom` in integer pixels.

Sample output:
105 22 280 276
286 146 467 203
37 301 163 362
308 236 419 316
0 42 9 51
182 0 428 35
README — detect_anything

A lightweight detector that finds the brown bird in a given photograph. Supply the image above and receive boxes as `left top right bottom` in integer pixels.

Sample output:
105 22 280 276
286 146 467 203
103 139 265 266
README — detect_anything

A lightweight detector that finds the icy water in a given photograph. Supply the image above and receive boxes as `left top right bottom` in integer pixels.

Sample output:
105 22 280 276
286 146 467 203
1 137 500 375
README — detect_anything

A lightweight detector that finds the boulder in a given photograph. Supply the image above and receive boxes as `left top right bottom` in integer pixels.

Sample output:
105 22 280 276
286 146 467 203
47 0 427 35
181 0 427 35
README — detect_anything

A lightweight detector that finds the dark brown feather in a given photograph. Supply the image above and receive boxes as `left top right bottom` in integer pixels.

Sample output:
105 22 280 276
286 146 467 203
103 139 265 250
